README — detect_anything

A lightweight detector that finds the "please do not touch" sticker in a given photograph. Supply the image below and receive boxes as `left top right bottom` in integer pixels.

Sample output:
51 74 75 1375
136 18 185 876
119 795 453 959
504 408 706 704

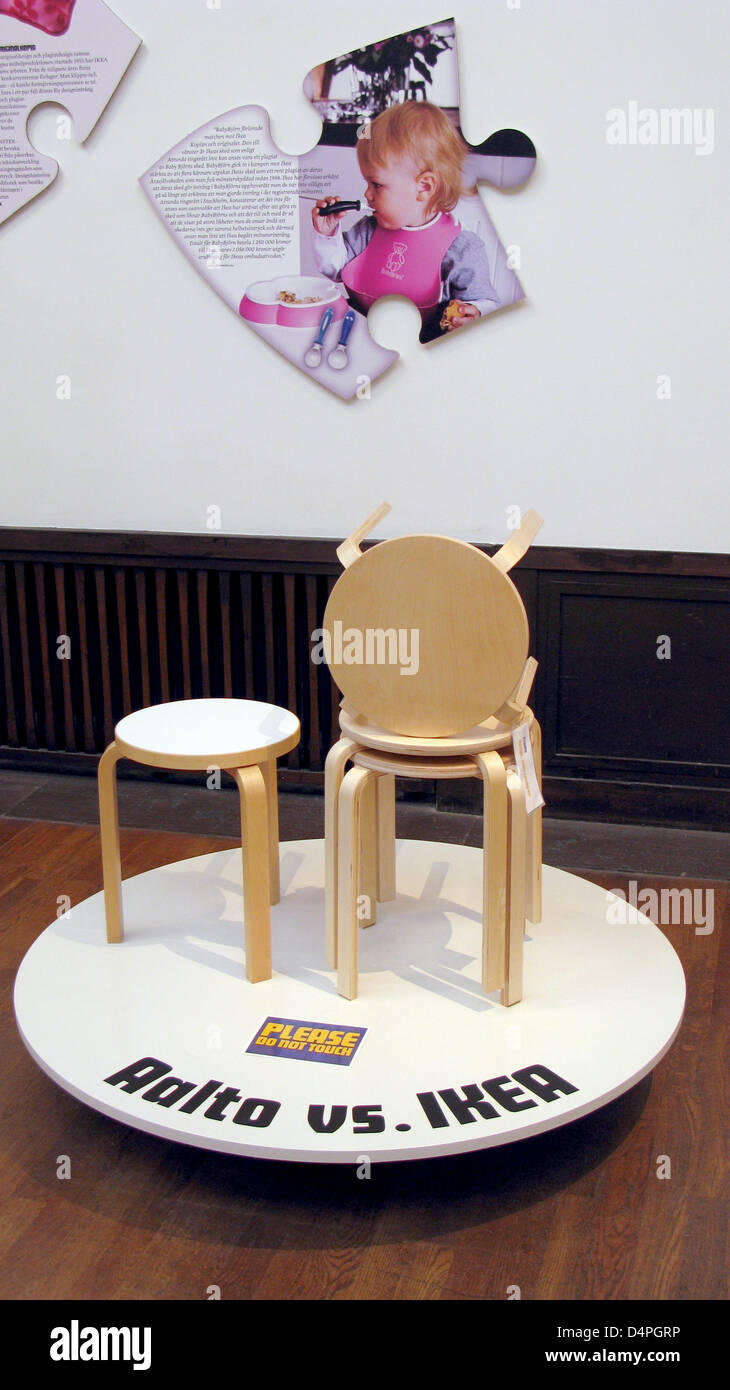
246 1016 367 1066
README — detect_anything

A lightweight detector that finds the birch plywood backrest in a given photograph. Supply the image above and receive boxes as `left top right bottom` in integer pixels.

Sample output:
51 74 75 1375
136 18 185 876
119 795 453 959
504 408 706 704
322 533 530 737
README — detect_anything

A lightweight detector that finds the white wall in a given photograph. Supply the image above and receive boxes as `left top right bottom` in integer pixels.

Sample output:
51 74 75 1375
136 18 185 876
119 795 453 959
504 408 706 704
1 0 728 551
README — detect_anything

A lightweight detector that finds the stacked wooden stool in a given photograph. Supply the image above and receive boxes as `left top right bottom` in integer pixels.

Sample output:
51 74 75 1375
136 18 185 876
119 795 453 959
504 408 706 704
323 504 544 1004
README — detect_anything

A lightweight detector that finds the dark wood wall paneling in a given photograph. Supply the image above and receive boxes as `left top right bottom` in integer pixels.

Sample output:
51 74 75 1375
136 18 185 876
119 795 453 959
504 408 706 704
1 529 729 828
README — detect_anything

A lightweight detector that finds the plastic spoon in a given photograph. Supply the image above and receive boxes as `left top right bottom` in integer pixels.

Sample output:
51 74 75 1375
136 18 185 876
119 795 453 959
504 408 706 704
304 307 334 367
327 310 356 370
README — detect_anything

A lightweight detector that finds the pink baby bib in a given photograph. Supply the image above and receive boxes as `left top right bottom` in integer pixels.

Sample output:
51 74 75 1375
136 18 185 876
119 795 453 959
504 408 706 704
0 1 76 36
341 212 460 319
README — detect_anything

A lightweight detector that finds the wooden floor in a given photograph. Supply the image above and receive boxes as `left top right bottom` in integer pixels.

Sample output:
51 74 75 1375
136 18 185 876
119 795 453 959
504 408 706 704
1 816 727 1301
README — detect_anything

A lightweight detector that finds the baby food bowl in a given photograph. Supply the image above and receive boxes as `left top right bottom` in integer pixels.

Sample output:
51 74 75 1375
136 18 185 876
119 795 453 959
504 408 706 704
240 276 348 329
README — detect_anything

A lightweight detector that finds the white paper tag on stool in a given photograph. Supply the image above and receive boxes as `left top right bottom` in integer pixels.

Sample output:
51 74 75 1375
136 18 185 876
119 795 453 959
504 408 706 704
512 723 545 814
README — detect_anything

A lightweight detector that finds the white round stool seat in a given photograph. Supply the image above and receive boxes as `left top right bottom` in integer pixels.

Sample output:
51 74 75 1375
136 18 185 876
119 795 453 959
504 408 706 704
339 705 532 757
114 699 300 770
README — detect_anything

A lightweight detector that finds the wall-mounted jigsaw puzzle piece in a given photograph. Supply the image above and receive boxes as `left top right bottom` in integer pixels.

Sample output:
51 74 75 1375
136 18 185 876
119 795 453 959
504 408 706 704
0 0 140 225
141 17 535 400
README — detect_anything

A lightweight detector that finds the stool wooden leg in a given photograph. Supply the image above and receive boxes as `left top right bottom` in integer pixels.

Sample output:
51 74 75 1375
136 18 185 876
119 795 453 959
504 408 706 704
324 737 357 969
230 764 271 983
504 770 527 1006
526 717 542 924
376 774 396 902
337 765 377 1001
260 758 280 905
359 775 378 927
476 751 508 996
98 741 124 943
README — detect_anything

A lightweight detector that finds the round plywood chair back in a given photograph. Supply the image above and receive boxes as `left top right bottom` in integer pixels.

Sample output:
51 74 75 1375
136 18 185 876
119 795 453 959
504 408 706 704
322 533 529 737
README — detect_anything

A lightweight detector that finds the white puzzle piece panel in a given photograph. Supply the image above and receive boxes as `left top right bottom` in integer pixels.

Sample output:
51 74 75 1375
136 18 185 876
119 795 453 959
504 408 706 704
140 17 536 400
0 0 140 224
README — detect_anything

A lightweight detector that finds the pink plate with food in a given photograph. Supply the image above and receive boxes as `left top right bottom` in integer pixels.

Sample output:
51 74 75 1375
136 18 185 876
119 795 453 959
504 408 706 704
239 275 348 328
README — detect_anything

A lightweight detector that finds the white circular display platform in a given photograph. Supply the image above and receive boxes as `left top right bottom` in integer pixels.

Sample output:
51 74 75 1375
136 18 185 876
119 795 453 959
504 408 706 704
14 840 685 1164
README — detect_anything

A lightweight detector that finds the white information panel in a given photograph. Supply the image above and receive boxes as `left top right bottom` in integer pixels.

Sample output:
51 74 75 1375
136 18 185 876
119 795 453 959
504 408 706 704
14 840 685 1164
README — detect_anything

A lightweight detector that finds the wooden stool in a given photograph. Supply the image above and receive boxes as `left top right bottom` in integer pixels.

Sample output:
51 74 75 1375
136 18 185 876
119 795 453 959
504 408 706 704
325 717 541 1004
322 502 544 1004
97 698 300 982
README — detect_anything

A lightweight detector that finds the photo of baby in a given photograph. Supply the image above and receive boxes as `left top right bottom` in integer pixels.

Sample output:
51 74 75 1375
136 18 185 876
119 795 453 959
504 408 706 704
310 101 500 343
